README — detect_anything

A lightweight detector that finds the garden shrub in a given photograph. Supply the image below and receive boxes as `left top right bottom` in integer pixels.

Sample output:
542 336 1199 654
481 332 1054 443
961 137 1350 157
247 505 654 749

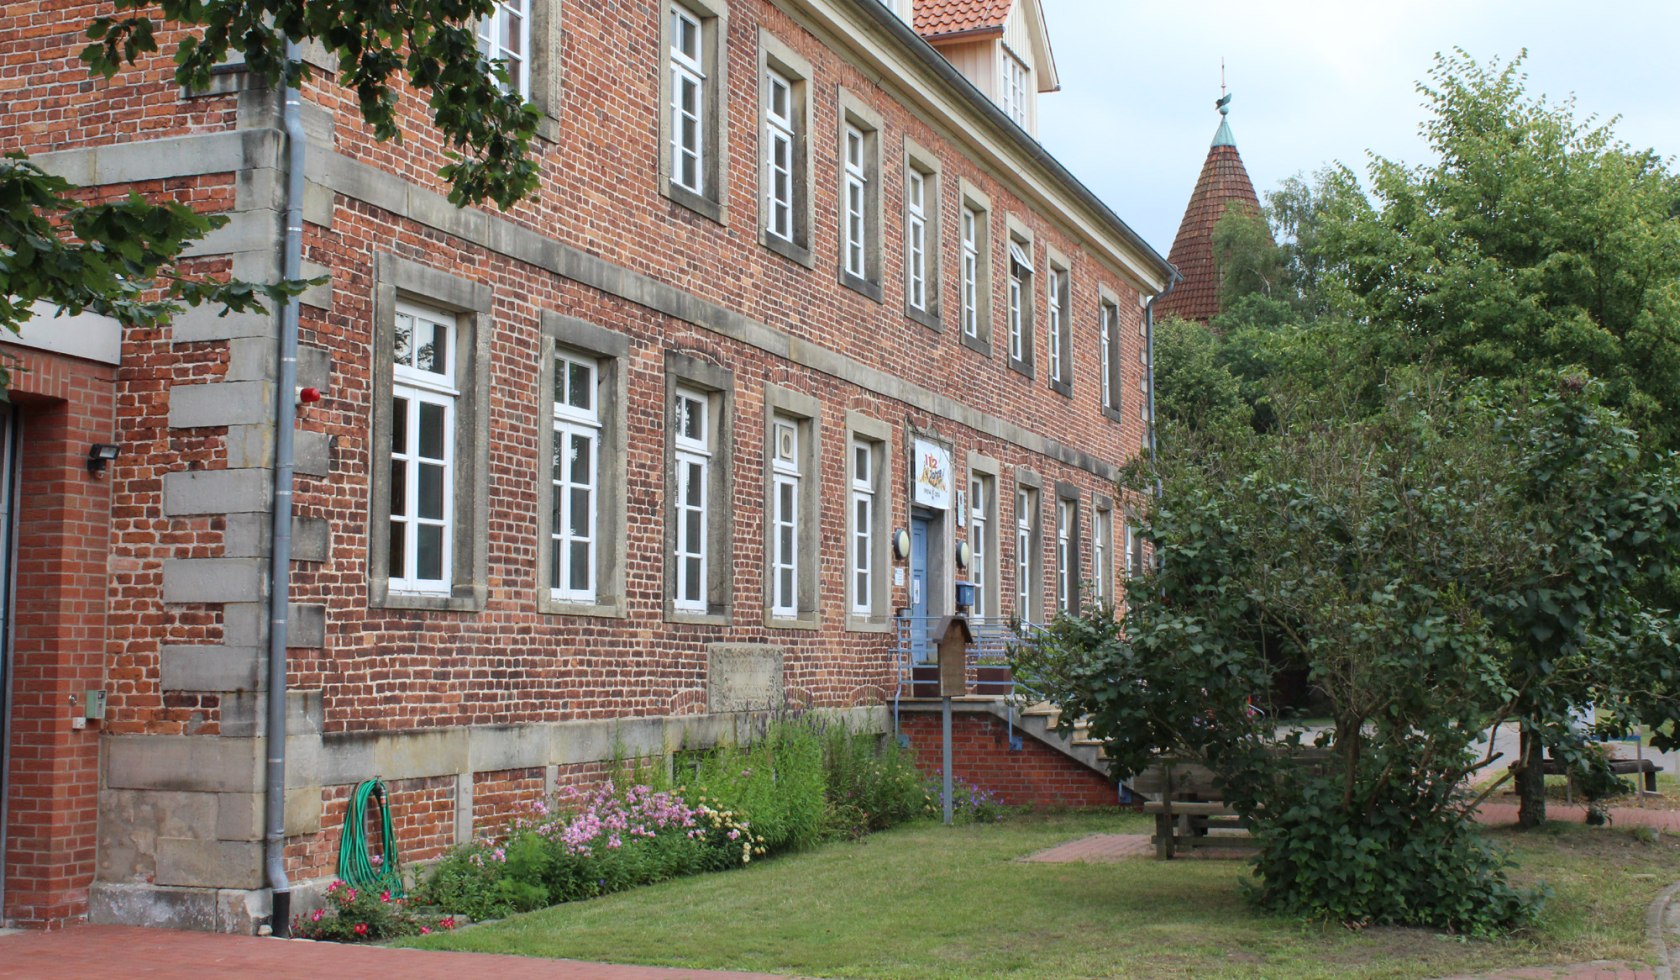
292 878 457 941
685 716 825 852
821 725 928 837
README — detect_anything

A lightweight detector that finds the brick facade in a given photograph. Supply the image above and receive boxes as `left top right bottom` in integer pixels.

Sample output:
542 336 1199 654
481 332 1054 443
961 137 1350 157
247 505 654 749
0 0 1168 930
899 710 1118 809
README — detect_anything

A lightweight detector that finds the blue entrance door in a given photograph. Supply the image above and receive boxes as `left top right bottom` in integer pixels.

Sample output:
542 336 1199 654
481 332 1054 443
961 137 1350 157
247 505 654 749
910 515 931 662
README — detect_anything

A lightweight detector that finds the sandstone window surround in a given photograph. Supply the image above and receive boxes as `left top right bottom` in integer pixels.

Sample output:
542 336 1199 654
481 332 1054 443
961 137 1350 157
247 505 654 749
368 254 491 612
958 179 993 357
902 139 942 331
1005 217 1035 378
763 384 821 630
537 313 629 618
845 411 893 631
835 87 884 301
757 30 813 265
665 352 734 624
1045 249 1072 397
661 0 730 222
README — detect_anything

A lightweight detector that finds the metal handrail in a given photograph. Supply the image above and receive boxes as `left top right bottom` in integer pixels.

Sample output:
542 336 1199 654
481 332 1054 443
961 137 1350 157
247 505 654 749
891 613 1048 739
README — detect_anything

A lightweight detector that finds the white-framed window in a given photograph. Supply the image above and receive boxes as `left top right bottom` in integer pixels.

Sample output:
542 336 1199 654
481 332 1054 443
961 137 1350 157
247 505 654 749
968 475 989 618
1015 486 1038 619
764 68 795 243
1000 49 1029 127
770 417 801 618
389 302 459 595
669 5 706 195
906 169 928 313
1101 298 1123 414
962 206 980 338
550 351 601 604
1093 505 1111 607
842 125 868 279
477 0 531 98
1056 498 1074 613
1048 267 1065 384
850 438 875 617
1007 239 1033 368
1126 519 1145 578
672 386 710 612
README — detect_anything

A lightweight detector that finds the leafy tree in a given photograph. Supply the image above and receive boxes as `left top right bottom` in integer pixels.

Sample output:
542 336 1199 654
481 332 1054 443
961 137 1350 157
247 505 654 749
3 0 538 342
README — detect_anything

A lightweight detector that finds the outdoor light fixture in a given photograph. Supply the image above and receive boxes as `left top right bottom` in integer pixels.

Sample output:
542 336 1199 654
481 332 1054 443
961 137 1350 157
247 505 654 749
86 443 120 475
891 527 911 561
955 539 972 571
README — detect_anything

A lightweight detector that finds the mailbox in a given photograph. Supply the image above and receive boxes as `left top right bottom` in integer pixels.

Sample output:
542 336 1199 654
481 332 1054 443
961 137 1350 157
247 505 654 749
954 580 976 612
932 615 975 698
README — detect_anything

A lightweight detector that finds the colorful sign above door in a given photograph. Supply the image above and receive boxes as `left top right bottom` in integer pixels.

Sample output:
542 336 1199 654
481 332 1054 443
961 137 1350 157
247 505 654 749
912 439 952 510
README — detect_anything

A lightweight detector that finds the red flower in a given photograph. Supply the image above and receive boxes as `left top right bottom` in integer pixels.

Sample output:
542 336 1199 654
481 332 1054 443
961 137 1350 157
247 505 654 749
439 916 457 930
353 922 369 937
380 890 392 903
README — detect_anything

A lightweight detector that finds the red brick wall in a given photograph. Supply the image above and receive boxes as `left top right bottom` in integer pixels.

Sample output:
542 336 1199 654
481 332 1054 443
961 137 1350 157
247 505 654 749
899 711 1117 809
1 346 117 928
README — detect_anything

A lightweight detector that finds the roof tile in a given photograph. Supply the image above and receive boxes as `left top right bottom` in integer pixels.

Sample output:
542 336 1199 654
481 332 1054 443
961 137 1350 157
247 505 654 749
914 0 1012 39
1156 142 1265 324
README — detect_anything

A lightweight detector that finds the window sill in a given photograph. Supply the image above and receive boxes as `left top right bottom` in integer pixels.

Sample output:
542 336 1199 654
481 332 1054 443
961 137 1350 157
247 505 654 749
839 270 884 303
845 613 892 633
538 595 627 619
761 233 813 268
1101 404 1126 425
664 183 726 225
1008 357 1035 380
764 610 820 631
666 606 731 627
905 304 942 332
1049 378 1072 398
959 332 992 358
373 586 487 613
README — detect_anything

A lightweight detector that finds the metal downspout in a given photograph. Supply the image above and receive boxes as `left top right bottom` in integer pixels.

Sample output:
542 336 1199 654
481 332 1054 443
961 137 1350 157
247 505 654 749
1142 275 1178 568
265 40 305 937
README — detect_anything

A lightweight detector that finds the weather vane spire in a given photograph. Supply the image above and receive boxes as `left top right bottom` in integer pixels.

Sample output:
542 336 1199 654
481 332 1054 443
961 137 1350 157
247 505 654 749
1216 58 1231 116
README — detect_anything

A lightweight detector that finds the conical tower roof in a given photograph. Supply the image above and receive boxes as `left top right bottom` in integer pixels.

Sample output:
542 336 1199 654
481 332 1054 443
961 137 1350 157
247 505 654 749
1156 96 1265 324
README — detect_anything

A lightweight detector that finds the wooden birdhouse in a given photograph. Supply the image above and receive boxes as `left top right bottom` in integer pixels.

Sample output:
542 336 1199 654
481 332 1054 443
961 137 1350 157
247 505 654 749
932 615 975 698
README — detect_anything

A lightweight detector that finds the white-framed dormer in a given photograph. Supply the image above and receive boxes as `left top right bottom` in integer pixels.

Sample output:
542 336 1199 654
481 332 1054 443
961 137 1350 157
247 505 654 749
913 0 1061 137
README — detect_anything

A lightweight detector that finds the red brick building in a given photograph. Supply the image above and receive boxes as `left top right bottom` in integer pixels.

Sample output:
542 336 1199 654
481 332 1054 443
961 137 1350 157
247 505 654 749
0 0 1171 930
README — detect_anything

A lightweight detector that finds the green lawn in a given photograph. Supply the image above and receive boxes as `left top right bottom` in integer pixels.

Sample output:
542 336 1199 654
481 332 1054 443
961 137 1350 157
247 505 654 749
404 811 1678 979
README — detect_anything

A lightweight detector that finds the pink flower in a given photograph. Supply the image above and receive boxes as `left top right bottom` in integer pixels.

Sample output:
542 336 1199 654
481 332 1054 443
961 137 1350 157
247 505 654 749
310 908 324 922
380 890 392 903
326 880 340 894
419 926 431 935
353 922 369 937
440 916 457 930
344 888 357 903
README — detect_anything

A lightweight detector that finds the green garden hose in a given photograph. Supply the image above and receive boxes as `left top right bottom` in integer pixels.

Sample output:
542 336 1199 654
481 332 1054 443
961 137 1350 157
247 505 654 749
336 778 404 895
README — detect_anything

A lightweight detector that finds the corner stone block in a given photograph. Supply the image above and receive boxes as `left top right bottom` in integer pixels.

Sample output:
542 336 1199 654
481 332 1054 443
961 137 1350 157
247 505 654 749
105 736 264 794
297 344 332 392
286 603 326 648
163 469 271 516
169 380 272 429
294 429 331 477
287 787 322 836
160 645 262 693
156 837 264 889
292 517 330 562
163 558 263 604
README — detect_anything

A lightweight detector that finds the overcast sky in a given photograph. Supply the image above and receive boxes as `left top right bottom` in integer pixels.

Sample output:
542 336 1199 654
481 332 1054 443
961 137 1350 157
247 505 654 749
1034 0 1680 259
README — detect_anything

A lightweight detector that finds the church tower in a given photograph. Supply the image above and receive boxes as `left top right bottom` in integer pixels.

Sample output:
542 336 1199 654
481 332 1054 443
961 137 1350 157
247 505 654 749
1156 93 1266 323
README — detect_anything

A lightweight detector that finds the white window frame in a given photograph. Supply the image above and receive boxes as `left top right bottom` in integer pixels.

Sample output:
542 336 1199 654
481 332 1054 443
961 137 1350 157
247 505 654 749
850 438 875 617
1000 48 1029 127
1100 295 1124 417
968 474 989 618
672 386 711 612
764 68 795 243
1048 267 1065 383
1015 486 1037 620
669 5 707 196
770 417 801 618
477 0 532 99
550 351 602 605
842 124 868 279
389 302 460 596
1056 498 1074 613
1093 505 1111 607
906 168 928 313
962 206 980 338
1007 238 1033 370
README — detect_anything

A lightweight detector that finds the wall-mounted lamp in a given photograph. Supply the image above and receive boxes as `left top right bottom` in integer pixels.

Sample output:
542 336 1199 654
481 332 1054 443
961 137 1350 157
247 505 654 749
955 540 972 572
891 528 911 562
86 443 121 475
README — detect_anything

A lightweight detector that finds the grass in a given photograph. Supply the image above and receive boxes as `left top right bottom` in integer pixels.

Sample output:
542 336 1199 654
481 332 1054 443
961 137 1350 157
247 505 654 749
404 810 1680 979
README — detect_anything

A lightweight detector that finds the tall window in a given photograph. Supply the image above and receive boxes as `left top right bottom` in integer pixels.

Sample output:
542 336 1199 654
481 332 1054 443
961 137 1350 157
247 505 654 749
764 69 795 242
850 439 875 616
389 303 458 594
961 206 980 339
1007 239 1033 369
1056 499 1074 613
550 352 600 604
905 169 928 313
1015 487 1038 619
1047 268 1065 384
669 6 706 195
968 475 989 617
1000 50 1029 127
842 125 868 279
770 417 801 617
1093 506 1111 607
1100 299 1123 414
477 0 530 98
672 387 710 611
1126 520 1146 578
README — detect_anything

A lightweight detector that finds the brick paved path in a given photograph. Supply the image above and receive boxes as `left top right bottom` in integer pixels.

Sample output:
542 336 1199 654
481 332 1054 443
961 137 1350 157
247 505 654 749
0 925 785 980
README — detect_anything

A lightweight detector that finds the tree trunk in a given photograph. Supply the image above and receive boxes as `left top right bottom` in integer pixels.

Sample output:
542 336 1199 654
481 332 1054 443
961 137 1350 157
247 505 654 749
1516 725 1547 829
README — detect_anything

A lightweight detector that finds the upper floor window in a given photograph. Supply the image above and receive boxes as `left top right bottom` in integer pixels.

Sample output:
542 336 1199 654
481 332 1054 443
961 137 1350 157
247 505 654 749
662 1 728 220
1000 50 1029 127
477 0 531 98
842 125 868 279
905 169 928 313
669 7 706 195
1100 298 1123 418
1006 236 1034 375
550 351 601 604
961 206 981 339
389 303 459 596
764 70 795 243
957 185 993 356
1047 263 1071 394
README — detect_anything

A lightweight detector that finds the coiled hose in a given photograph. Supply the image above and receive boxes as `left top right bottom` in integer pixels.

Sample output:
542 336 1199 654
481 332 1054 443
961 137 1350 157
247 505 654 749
336 778 404 895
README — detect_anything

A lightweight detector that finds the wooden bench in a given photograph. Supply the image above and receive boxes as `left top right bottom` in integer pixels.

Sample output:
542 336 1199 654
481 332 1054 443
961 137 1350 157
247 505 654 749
1139 799 1256 859
1541 755 1662 793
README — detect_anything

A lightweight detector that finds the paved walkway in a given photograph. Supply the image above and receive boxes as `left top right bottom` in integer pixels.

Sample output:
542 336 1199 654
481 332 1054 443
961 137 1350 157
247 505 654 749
0 925 786 980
